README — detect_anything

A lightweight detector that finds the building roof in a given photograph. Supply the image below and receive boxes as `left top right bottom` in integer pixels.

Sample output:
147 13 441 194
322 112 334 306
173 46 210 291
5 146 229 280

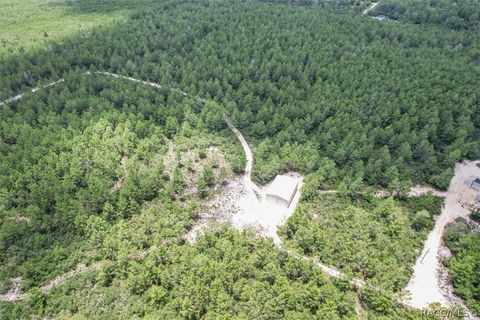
266 175 298 202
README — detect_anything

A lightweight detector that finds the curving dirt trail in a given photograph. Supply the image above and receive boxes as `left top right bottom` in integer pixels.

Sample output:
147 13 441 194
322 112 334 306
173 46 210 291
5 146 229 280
223 115 262 195
2 72 477 315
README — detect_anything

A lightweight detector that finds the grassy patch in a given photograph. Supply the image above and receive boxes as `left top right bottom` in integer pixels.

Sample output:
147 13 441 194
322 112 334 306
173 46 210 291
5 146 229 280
0 0 155 57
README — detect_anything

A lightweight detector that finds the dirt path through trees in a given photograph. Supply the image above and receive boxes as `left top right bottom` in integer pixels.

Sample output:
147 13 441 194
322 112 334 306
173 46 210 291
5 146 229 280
363 2 379 15
405 161 480 311
223 115 262 195
0 79 64 107
1 72 477 314
0 263 101 302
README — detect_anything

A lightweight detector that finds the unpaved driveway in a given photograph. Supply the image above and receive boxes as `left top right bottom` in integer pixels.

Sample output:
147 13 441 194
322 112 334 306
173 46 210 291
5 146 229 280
3 72 477 313
224 115 262 195
363 2 379 15
405 160 480 309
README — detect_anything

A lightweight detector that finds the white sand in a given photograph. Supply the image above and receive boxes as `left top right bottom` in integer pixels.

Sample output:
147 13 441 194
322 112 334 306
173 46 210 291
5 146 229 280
4 72 479 312
363 2 379 15
231 174 304 246
405 160 480 309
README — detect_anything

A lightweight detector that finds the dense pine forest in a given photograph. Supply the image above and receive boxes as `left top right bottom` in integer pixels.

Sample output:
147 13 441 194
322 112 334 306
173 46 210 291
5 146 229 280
369 0 480 31
0 0 479 318
1 1 479 189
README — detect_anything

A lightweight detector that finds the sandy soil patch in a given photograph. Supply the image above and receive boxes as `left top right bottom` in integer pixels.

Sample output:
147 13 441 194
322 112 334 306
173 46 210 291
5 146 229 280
404 160 480 310
0 277 26 302
363 2 379 15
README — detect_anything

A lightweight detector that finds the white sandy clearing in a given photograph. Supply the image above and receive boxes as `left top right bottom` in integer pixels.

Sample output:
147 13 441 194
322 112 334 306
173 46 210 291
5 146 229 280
232 173 304 245
405 160 480 310
3 71 478 313
188 115 302 246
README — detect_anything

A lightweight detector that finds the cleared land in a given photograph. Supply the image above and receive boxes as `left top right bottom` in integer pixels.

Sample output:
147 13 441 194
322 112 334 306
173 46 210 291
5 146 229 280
0 0 153 57
405 161 480 312
1 71 478 316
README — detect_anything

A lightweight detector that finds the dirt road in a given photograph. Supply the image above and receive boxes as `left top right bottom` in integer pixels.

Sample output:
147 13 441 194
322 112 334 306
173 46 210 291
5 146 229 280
0 79 64 107
405 161 480 310
3 72 477 314
223 115 262 195
363 2 379 15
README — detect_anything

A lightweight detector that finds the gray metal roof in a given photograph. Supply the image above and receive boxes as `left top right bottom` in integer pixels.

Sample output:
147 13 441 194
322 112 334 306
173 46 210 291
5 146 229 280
266 175 298 202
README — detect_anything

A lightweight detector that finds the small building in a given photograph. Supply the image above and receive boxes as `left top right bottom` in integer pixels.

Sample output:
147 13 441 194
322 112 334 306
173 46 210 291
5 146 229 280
472 178 480 191
266 175 298 208
373 15 386 21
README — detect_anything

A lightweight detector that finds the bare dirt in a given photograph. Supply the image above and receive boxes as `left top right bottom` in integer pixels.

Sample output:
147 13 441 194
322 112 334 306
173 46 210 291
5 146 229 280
363 2 379 15
404 160 480 311
0 262 101 302
0 277 26 302
0 79 64 107
41 262 101 294
188 115 304 246
3 72 479 314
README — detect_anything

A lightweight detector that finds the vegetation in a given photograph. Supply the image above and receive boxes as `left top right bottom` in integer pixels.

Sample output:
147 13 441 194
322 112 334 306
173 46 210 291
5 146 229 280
444 221 480 314
0 74 242 293
2 1 478 190
471 209 480 224
0 0 159 58
370 0 480 32
1 221 429 319
0 0 479 318
259 0 375 12
279 189 443 292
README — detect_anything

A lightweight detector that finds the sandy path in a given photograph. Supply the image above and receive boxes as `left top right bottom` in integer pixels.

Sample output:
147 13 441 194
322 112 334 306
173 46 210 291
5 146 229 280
407 186 448 197
198 119 372 290
405 160 480 310
363 2 379 15
3 72 477 313
41 262 101 294
0 79 64 107
223 115 262 195
0 71 203 107
0 262 101 302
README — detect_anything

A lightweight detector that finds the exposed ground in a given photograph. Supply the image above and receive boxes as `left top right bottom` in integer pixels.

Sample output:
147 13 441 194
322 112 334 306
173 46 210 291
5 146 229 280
404 160 480 312
0 79 64 107
0 263 101 302
0 277 25 302
187 115 304 246
362 2 379 15
2 72 479 316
